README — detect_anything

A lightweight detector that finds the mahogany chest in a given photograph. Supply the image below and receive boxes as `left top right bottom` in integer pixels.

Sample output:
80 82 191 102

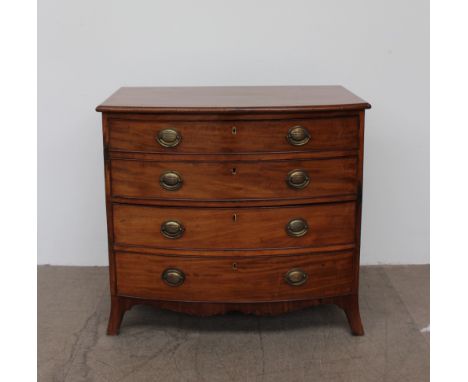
96 86 371 335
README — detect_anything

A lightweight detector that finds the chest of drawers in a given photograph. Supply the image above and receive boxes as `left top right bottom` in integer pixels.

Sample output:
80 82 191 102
96 86 371 335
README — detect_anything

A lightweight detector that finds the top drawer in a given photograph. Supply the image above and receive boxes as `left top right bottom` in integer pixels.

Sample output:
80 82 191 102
108 116 359 154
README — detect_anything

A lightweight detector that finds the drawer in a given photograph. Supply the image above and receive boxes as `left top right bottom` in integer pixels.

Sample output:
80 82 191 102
108 116 359 154
113 202 356 250
111 157 358 201
115 251 354 302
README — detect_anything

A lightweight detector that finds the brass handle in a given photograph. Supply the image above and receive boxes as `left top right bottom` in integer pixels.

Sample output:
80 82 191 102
156 129 181 148
161 220 185 239
286 218 309 237
287 170 310 189
287 126 310 146
284 268 308 286
162 268 185 287
160 171 183 191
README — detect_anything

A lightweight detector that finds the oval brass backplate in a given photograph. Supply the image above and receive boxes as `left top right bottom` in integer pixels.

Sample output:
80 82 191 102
160 171 183 191
286 218 309 237
156 128 181 148
284 268 308 286
287 169 310 189
162 268 185 287
161 220 185 239
286 126 310 146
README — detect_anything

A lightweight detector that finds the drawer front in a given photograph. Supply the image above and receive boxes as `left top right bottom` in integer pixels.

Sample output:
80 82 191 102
115 251 354 302
108 116 359 154
111 157 358 201
113 202 356 250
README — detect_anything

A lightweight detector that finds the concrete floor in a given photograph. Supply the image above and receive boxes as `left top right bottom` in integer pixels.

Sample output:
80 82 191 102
38 265 429 382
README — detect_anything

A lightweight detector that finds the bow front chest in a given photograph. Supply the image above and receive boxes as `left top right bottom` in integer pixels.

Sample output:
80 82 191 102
96 86 371 335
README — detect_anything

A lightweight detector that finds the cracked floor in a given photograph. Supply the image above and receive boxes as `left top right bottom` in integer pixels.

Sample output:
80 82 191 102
38 265 429 382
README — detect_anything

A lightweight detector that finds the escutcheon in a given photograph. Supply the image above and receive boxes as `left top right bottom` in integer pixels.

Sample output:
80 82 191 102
284 268 308 286
162 268 185 287
161 220 185 239
160 171 183 191
286 126 310 146
287 169 310 189
286 218 309 237
156 129 181 148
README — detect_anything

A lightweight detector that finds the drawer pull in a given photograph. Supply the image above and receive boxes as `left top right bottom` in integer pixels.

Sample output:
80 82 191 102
287 169 310 189
286 218 309 237
284 268 308 286
160 171 183 191
156 128 181 148
161 220 185 239
162 268 185 287
287 126 310 146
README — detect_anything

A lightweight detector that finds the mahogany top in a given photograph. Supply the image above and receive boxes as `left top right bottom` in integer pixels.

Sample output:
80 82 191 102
96 86 371 114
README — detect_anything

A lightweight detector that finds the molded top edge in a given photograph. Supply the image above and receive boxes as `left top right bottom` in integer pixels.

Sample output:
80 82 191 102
96 86 371 114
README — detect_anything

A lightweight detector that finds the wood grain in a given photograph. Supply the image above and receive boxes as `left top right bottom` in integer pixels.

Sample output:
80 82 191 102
113 202 356 250
107 295 362 336
112 244 356 258
110 156 358 201
108 116 359 154
115 251 354 302
96 86 371 113
102 114 117 295
97 86 370 336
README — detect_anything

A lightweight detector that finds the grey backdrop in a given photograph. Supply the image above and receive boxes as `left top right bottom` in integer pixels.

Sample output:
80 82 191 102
38 0 429 265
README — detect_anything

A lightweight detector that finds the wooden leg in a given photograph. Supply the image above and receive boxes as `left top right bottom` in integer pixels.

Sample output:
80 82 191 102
107 296 127 335
335 294 364 336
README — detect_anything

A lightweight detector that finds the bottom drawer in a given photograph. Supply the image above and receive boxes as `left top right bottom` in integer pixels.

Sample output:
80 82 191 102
115 251 354 302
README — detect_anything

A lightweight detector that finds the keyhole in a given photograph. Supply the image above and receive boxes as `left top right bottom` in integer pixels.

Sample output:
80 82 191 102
232 262 238 271
231 167 237 175
232 213 237 222
232 126 237 135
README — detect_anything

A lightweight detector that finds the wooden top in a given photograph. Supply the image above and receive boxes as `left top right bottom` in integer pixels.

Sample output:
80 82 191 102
96 86 370 114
